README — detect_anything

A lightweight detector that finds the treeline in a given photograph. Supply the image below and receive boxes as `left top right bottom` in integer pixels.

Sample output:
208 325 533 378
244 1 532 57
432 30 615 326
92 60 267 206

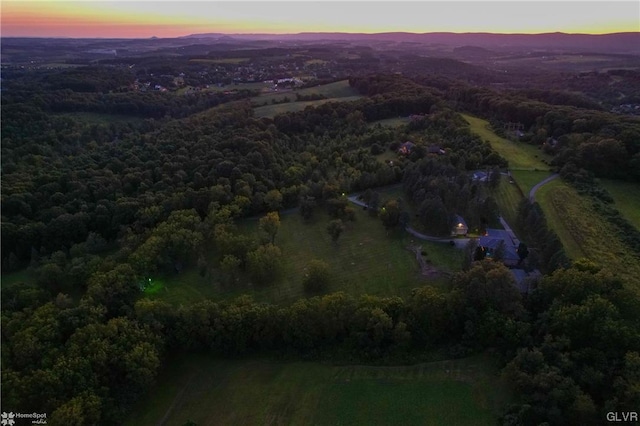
403 159 501 236
1 260 526 424
423 81 640 181
515 199 570 273
3 258 638 424
560 165 640 254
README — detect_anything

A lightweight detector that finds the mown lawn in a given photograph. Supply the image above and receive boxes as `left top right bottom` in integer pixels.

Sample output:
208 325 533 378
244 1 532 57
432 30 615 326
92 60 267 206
492 175 524 229
151 206 462 306
536 179 640 291
600 179 640 231
461 114 552 171
125 354 509 426
511 170 552 197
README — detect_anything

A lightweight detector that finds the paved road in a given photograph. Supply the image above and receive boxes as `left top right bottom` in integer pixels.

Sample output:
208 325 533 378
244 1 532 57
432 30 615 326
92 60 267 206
529 173 559 202
498 216 520 247
347 195 469 248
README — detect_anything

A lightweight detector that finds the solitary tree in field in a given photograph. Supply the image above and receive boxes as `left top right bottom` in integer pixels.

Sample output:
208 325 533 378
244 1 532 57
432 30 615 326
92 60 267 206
303 259 331 293
259 211 280 244
327 219 345 243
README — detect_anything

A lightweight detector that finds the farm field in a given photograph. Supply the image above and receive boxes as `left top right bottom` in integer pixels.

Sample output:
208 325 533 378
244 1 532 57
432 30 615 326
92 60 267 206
600 179 640 231
125 354 509 426
251 80 363 118
536 179 640 290
461 114 552 171
150 205 462 306
253 96 362 118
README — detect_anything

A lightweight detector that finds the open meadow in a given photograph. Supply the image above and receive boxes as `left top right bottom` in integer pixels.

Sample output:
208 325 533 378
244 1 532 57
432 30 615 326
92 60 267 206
147 205 462 306
252 80 363 118
461 114 552 171
536 179 640 290
600 179 640 231
125 354 509 426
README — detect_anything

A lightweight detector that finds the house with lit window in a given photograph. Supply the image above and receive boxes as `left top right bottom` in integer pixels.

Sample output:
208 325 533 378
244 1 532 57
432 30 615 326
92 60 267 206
452 215 468 236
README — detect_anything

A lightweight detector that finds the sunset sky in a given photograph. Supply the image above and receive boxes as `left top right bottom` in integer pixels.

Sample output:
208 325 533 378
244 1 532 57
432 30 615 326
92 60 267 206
2 1 639 38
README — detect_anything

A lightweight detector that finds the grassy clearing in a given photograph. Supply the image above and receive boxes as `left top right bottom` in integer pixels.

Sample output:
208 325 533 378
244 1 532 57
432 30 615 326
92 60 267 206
461 114 551 171
536 179 640 290
511 170 552 196
1 268 36 289
492 175 524 228
126 354 509 426
251 79 360 106
599 179 640 231
253 96 362 119
368 117 411 128
152 205 461 306
251 80 360 106
374 150 398 164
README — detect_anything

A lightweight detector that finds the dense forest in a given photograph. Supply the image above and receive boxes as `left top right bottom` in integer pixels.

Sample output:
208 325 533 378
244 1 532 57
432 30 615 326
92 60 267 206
2 53 640 425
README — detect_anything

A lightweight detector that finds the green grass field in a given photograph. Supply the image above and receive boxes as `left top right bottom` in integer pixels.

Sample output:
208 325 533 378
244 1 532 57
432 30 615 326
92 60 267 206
492 175 525 229
600 179 640 231
510 170 552 196
461 114 552 171
126 354 509 426
253 96 362 118
151 206 462 306
536 179 640 290
368 117 411 128
251 80 363 118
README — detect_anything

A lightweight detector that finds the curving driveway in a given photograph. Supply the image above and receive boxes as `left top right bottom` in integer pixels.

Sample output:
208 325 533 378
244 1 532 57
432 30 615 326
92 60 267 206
528 173 559 202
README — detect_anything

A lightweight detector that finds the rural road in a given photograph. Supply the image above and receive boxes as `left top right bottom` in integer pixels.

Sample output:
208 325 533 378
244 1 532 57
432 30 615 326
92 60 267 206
528 173 559 202
347 194 469 248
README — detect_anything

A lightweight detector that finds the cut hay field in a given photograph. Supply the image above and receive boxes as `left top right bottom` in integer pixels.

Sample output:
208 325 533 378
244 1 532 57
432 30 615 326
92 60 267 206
125 354 509 426
600 179 640 231
536 179 640 290
461 114 552 171
150 205 462 306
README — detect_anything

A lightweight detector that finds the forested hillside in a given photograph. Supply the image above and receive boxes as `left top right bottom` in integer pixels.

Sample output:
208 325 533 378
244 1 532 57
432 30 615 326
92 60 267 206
2 58 639 425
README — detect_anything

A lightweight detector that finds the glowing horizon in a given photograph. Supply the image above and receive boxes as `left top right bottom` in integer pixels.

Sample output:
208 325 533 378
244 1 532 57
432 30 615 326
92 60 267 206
2 1 639 39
